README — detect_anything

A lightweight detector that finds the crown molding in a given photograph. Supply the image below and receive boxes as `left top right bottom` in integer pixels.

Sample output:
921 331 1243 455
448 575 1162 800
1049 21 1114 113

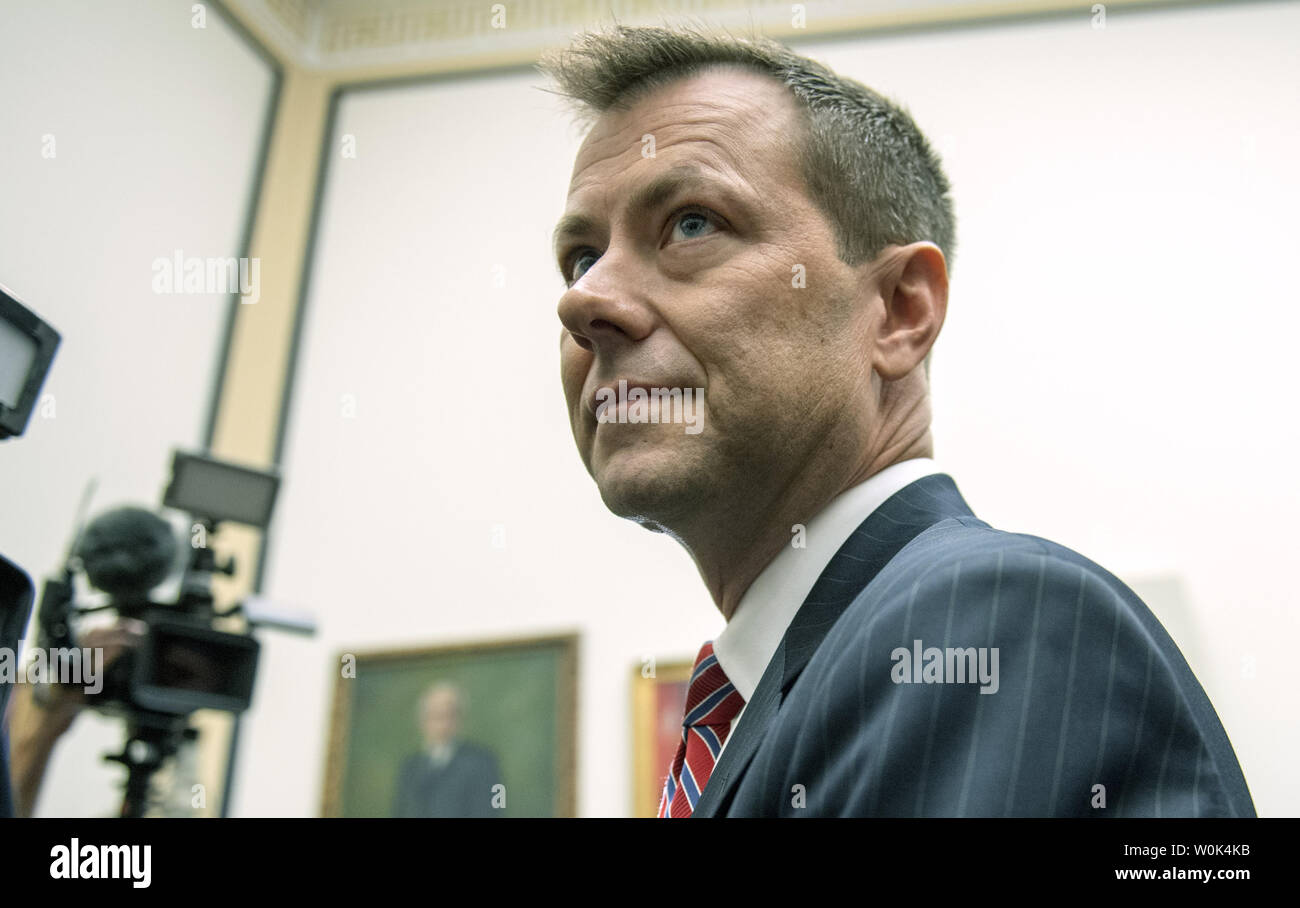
220 0 1209 76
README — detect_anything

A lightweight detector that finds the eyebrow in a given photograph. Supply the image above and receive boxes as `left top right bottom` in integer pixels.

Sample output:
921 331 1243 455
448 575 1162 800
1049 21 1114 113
551 163 729 272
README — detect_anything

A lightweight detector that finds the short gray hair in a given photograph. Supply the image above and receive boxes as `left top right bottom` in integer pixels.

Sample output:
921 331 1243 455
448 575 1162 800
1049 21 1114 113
539 25 957 272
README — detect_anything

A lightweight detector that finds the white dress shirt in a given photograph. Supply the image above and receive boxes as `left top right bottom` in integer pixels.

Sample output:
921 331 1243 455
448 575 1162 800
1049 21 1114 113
711 457 943 758
429 742 457 769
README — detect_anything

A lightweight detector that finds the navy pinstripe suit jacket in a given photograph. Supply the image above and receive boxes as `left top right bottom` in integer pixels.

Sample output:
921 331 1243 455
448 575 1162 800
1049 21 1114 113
695 473 1255 817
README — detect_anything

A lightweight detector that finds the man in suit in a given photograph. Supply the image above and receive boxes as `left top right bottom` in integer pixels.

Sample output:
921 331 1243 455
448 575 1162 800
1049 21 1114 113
391 682 502 818
543 27 1254 817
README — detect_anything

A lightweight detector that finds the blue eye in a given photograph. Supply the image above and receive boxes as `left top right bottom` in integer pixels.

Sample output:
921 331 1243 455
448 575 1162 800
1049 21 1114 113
671 210 716 242
570 250 600 282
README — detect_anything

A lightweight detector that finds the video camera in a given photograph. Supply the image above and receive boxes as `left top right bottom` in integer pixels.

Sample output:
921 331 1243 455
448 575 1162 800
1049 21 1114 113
33 449 300 816
3 280 312 816
36 451 280 716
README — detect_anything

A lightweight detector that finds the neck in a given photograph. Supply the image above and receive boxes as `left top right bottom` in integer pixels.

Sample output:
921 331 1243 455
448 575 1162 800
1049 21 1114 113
678 426 932 621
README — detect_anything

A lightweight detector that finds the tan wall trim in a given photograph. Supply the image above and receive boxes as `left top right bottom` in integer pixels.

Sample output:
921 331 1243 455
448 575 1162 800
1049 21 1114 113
199 64 332 815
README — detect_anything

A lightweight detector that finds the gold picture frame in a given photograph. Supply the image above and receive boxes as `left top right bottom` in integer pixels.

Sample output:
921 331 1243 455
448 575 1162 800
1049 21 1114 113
322 632 578 817
630 657 695 818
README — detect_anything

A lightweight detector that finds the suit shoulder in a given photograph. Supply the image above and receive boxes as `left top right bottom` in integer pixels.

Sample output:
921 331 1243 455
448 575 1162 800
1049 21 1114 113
863 518 1148 631
784 523 1253 816
821 520 1208 728
811 521 1253 814
395 752 425 777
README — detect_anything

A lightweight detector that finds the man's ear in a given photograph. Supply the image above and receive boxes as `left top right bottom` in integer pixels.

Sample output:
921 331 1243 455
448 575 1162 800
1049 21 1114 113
869 242 948 382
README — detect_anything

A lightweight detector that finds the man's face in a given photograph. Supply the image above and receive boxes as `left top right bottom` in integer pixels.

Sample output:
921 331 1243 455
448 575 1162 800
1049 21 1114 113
555 67 879 530
421 689 460 747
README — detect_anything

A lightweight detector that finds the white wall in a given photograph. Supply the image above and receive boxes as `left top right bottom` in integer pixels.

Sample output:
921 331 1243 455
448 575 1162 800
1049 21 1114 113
0 0 277 816
237 1 1299 816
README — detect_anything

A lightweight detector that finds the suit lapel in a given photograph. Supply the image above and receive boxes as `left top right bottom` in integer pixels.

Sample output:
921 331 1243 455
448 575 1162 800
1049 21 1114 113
692 473 976 817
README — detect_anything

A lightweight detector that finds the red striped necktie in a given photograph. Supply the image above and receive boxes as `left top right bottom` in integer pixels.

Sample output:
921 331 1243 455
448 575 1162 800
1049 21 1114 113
657 640 746 818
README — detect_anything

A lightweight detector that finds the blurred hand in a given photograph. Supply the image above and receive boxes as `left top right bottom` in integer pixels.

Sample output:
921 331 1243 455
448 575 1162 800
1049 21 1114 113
41 618 147 717
11 618 147 817
79 619 147 670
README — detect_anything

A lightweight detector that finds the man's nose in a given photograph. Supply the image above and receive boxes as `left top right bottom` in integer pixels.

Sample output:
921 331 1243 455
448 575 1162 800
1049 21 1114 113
556 258 655 354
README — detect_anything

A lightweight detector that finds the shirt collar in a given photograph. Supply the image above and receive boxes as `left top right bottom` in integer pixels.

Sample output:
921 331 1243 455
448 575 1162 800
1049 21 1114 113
712 457 943 702
429 741 457 766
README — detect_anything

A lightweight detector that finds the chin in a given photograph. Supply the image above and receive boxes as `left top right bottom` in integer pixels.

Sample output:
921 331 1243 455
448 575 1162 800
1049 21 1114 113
592 449 705 526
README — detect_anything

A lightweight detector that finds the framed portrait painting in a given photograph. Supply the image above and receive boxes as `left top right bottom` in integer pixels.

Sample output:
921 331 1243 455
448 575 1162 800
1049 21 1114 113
322 633 577 817
630 657 694 817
